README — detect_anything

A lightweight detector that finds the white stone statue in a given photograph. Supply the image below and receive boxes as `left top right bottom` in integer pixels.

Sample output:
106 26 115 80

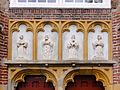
67 35 79 60
16 35 28 60
92 34 104 60
42 35 54 60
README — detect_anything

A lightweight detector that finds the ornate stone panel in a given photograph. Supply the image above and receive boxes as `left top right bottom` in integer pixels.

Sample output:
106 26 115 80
9 20 112 61
62 23 84 60
37 23 58 60
12 24 33 60
88 23 110 60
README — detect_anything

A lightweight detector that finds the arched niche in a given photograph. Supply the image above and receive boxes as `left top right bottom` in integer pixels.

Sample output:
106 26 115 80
62 22 84 60
63 69 111 90
10 69 57 90
65 75 105 90
12 24 33 61
16 75 55 90
37 22 58 60
88 23 109 60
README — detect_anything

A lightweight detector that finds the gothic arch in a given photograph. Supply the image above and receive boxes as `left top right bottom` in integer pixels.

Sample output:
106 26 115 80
63 69 111 88
87 21 111 33
10 69 57 90
87 21 112 60
36 21 59 60
62 21 85 33
36 21 59 33
62 21 85 60
8 21 34 60
10 21 33 33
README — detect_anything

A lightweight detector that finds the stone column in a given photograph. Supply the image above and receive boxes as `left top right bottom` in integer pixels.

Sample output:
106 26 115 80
58 78 64 90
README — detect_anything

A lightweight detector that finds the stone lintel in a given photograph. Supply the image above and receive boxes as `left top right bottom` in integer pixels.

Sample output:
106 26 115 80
4 60 116 67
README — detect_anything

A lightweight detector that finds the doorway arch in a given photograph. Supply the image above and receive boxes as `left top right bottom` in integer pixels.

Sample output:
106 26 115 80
16 75 55 90
65 75 104 90
9 69 57 90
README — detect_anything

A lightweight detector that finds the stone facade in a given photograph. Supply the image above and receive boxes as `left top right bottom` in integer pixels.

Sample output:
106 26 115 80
0 0 120 90
9 8 111 20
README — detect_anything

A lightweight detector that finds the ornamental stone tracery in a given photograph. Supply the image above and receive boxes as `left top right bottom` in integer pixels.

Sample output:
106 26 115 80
8 20 112 61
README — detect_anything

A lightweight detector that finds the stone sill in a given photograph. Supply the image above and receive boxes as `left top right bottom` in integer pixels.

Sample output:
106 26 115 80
4 60 116 67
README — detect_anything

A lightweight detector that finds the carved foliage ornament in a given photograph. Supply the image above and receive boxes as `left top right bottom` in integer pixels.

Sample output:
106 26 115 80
12 69 57 87
36 21 58 32
64 69 110 87
88 22 109 33
10 21 33 33
62 22 84 33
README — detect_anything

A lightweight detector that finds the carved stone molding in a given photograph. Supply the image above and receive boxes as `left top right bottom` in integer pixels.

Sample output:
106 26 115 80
36 21 59 33
62 21 85 33
10 68 57 90
8 20 112 61
63 69 112 87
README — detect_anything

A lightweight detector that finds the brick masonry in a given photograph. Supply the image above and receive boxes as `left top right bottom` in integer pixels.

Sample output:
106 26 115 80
0 10 8 85
112 11 120 84
9 8 111 20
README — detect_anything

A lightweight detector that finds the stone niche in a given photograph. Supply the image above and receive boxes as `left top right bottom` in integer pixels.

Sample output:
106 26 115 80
88 25 108 60
62 25 83 60
10 20 111 61
37 24 58 60
12 24 33 60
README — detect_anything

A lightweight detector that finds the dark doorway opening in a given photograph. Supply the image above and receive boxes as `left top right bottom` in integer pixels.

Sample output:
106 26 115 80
65 75 105 90
16 75 55 90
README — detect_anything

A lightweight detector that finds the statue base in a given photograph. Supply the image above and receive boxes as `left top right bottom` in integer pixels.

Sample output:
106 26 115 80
92 56 105 60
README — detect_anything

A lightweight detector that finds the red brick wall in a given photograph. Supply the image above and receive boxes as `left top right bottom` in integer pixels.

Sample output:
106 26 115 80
112 11 120 84
0 10 8 85
9 8 111 20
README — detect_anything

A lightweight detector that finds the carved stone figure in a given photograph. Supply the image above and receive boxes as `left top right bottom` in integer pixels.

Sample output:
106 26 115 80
42 35 54 60
92 34 104 60
16 35 28 60
67 35 79 59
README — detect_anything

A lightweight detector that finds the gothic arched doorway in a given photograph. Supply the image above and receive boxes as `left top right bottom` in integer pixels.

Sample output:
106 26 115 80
65 75 105 90
16 75 55 90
